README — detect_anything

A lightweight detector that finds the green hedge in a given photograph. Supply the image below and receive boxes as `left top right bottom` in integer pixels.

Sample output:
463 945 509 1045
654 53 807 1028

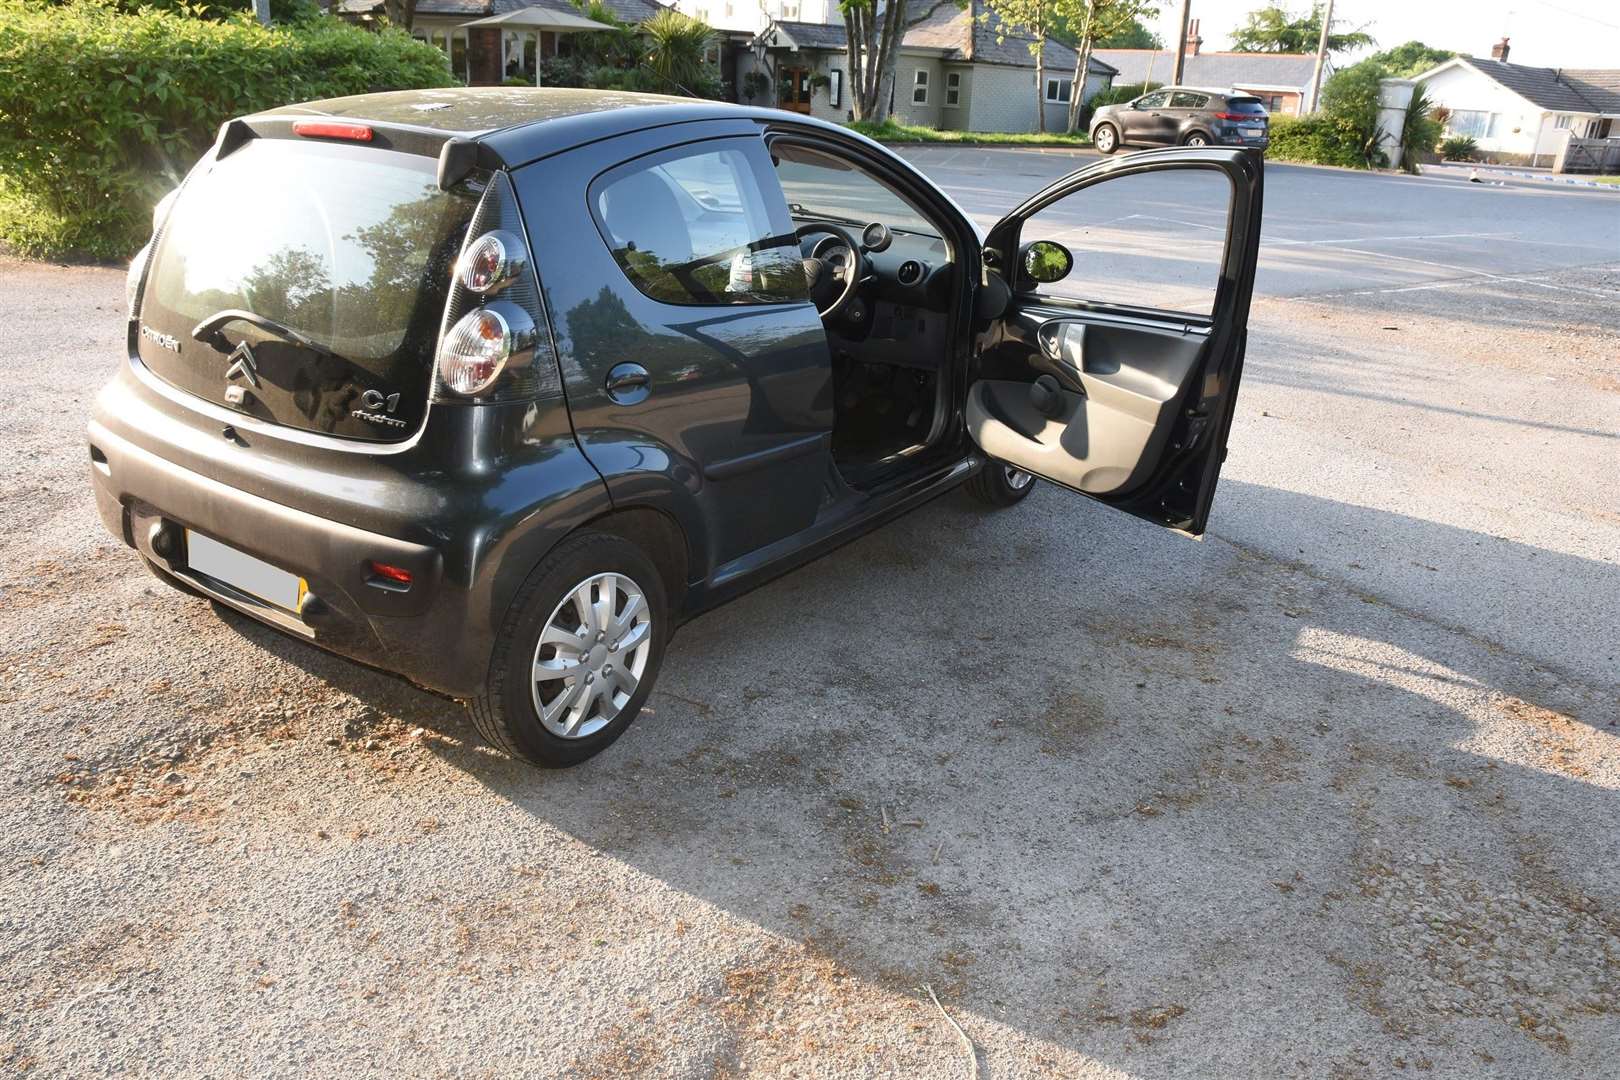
0 1 456 260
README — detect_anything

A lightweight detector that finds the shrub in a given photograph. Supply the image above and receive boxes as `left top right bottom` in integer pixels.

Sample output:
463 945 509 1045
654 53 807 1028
0 0 455 260
1440 134 1477 161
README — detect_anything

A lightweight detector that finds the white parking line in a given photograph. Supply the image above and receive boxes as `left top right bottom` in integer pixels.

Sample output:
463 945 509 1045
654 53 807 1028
1265 231 1515 247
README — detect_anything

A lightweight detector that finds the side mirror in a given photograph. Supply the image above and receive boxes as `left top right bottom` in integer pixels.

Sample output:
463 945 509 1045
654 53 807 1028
1020 240 1073 285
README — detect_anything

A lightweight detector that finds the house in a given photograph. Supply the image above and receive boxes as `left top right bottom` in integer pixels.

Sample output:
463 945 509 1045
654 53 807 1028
341 0 669 86
1094 20 1321 116
720 0 1117 132
1413 39 1620 165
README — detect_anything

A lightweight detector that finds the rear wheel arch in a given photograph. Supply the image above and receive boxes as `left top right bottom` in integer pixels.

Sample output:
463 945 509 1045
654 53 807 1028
573 505 691 614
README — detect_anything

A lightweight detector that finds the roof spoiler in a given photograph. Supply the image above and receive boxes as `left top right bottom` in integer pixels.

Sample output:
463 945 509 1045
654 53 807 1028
438 137 504 190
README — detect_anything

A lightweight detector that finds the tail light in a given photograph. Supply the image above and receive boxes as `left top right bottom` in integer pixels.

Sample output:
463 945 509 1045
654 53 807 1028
432 170 559 403
1214 112 1263 122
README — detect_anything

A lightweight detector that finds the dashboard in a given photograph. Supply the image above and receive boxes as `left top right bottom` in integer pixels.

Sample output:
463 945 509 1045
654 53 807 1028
794 220 955 312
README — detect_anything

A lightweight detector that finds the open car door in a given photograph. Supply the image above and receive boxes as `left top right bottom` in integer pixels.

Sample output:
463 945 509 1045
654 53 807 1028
967 147 1262 535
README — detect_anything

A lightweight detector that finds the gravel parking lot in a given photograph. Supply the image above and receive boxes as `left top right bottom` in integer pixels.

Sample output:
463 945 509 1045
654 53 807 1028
2 153 1617 1078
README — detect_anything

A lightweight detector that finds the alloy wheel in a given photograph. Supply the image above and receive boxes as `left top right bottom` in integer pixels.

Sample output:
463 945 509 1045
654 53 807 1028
1004 465 1034 490
1187 134 1208 146
1096 126 1116 152
531 572 652 739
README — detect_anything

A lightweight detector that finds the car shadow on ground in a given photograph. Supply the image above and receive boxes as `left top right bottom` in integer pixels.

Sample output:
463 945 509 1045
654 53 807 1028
217 480 1620 1075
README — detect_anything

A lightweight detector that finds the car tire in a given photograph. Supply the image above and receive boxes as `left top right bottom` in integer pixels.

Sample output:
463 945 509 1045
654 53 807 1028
1093 123 1120 154
470 531 669 768
1183 132 1210 146
964 461 1037 507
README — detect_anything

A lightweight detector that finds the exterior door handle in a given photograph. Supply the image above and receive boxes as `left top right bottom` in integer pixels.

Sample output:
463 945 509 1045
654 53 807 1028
604 362 651 405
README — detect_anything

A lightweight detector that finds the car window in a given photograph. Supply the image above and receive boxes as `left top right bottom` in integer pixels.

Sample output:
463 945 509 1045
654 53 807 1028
592 144 807 307
1169 92 1207 109
1226 96 1268 114
771 142 942 240
1020 167 1233 317
1136 92 1170 109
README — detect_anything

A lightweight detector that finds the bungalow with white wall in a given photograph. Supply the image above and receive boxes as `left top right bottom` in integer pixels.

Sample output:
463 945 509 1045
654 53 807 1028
1413 38 1620 165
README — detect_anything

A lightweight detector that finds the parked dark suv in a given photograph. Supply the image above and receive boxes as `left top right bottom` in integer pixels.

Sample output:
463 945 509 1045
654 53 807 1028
1091 87 1271 154
92 88 1263 766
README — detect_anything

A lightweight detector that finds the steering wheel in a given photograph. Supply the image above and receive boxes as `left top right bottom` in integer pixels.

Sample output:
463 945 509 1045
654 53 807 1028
794 222 867 320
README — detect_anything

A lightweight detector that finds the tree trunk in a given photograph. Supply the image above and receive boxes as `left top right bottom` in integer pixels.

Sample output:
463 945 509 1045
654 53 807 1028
382 0 418 33
1065 0 1098 133
1034 36 1046 133
872 0 904 122
1067 36 1095 132
844 9 867 120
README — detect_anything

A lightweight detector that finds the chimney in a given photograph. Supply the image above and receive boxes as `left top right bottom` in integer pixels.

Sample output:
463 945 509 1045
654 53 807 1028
1185 18 1203 57
1491 37 1510 62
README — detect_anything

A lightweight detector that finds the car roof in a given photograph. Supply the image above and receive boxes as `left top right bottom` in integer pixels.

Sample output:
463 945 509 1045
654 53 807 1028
254 87 857 170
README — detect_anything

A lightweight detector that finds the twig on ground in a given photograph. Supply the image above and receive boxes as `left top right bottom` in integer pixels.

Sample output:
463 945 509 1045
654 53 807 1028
923 983 978 1080
881 805 891 833
932 840 944 864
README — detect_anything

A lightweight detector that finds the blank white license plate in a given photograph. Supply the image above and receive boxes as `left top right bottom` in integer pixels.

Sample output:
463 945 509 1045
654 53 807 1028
1241 127 1266 137
186 531 304 612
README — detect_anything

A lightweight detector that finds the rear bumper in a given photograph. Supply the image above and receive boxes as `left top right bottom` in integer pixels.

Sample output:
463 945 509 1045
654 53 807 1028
87 362 611 698
90 417 487 695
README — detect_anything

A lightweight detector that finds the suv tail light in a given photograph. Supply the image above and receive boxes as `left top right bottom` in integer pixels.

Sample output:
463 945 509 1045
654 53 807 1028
432 171 559 403
1214 112 1262 122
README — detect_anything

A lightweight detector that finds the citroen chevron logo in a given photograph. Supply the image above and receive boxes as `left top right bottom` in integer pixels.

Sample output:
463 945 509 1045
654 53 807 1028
224 340 261 388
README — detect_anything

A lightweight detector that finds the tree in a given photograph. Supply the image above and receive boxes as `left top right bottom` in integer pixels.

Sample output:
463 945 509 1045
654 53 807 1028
642 10 717 95
1368 40 1454 77
1230 4 1372 54
381 0 418 34
1060 0 1157 133
981 0 1078 133
840 0 962 123
1096 17 1160 47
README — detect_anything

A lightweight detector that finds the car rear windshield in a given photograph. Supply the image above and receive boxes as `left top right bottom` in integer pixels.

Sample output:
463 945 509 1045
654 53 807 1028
1225 97 1268 114
145 138 476 364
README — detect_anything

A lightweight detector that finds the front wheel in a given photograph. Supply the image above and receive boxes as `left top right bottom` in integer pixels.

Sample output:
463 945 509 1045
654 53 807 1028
1093 123 1119 155
470 532 669 767
964 461 1037 507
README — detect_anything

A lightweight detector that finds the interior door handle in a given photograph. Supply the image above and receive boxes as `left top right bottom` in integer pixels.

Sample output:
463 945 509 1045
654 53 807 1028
604 362 651 405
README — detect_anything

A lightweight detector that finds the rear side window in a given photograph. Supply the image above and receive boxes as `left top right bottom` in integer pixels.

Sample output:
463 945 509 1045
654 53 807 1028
146 139 474 361
1225 97 1268 114
591 144 808 307
1169 92 1208 109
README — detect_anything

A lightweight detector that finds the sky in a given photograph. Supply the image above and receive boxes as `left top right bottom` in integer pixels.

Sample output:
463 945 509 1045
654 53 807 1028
1144 0 1620 69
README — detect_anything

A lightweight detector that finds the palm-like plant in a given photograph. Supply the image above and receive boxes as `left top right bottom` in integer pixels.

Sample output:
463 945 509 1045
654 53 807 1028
641 10 715 96
1399 83 1442 174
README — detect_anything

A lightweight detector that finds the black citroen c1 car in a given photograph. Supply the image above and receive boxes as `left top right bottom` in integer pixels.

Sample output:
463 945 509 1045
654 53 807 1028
92 88 1262 767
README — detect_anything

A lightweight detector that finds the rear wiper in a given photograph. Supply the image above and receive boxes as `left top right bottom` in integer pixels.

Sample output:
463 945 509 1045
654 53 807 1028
191 309 330 354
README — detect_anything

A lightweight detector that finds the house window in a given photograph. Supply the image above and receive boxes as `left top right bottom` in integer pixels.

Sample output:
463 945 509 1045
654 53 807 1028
1552 113 1574 130
724 2 734 15
912 69 928 105
1266 94 1284 112
1448 109 1494 138
828 68 842 109
1044 77 1072 104
779 0 799 18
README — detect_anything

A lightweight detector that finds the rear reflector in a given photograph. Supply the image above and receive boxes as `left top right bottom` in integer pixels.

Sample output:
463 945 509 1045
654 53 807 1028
367 560 413 586
292 120 374 142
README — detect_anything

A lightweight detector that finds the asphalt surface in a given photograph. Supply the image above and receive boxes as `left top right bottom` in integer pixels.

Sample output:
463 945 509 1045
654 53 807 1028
2 151 1618 1078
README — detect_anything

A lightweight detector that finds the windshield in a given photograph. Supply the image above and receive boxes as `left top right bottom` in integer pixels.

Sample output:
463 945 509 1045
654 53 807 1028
772 144 941 239
147 138 474 360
